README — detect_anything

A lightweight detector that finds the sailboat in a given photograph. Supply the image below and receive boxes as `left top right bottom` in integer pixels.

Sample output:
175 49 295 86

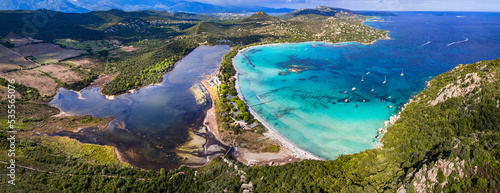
371 85 374 92
383 75 387 84
401 69 404 76
361 75 364 82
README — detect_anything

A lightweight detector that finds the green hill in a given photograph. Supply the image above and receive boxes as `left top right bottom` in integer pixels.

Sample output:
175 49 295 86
0 9 213 42
241 11 278 22
285 6 355 18
186 22 230 35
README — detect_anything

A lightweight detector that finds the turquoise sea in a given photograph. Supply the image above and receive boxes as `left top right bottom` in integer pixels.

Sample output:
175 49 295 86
234 12 500 159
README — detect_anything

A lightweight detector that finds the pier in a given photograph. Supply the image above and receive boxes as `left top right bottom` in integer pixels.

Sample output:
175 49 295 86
243 53 256 68
250 100 273 107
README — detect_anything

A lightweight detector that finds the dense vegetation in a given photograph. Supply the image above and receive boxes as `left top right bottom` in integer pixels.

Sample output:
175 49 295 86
62 74 99 91
0 9 212 43
101 39 197 95
186 10 387 46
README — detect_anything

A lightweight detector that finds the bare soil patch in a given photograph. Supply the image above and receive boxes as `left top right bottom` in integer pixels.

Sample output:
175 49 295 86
38 64 85 84
13 43 87 64
6 33 31 47
0 85 22 100
0 44 38 72
119 46 140 52
89 72 119 90
234 146 301 166
0 69 58 96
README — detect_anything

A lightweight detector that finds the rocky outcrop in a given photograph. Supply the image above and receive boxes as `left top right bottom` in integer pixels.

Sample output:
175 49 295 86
429 73 481 106
397 158 465 193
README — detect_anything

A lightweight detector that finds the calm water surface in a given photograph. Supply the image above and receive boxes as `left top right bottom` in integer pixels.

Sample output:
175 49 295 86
50 45 230 170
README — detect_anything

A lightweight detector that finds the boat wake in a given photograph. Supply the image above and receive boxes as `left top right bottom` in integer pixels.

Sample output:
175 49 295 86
447 38 469 47
421 41 431 47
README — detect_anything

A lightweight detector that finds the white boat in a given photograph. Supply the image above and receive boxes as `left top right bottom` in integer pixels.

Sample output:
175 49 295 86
361 75 364 82
345 99 348 103
371 85 374 92
388 96 391 99
401 69 404 76
383 75 386 84
352 87 356 91
366 72 370 75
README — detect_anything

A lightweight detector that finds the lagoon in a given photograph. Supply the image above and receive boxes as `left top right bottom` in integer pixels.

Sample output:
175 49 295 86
50 45 230 170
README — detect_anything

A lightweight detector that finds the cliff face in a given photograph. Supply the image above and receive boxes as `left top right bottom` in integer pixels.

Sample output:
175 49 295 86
413 60 499 106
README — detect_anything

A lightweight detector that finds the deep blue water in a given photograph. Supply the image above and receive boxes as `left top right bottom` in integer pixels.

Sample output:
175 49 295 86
234 12 500 159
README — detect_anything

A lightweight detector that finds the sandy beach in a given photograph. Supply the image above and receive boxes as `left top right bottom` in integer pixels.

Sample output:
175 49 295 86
200 73 221 141
198 59 321 166
232 47 323 161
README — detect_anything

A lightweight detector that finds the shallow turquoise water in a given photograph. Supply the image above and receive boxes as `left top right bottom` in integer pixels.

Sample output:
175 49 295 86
234 12 500 159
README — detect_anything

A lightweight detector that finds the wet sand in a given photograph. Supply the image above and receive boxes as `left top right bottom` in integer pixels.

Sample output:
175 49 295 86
200 73 222 141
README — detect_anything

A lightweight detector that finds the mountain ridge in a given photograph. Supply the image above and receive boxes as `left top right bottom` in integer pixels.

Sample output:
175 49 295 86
0 0 295 13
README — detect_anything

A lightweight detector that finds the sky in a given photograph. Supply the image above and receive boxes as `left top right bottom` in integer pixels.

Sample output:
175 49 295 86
193 0 500 12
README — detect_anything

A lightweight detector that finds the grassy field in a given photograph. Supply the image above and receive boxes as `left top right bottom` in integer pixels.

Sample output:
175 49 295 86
54 39 120 53
39 136 128 166
13 43 87 64
38 64 87 84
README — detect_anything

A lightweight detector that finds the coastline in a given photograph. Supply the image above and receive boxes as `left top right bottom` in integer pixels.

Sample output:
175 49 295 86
233 50 323 161
200 73 222 141
378 93 418 149
230 30 392 161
